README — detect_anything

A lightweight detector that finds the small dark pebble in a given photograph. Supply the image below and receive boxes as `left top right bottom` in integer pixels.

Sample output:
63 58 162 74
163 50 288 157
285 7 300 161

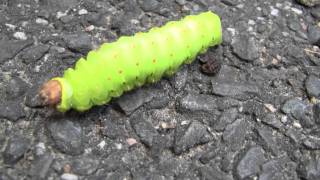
92 170 131 180
25 86 45 108
171 65 188 92
199 165 233 180
282 98 314 127
236 146 266 179
71 156 100 175
285 128 303 145
60 15 74 24
222 117 251 151
5 76 29 100
257 126 280 155
259 156 298 180
213 108 238 131
21 45 50 64
174 121 211 154
199 145 220 164
281 98 307 118
242 100 267 119
30 154 54 180
232 34 260 62
138 0 160 12
305 75 320 98
150 135 171 160
3 135 31 165
303 136 320 150
62 33 92 54
311 6 320 20
178 92 218 113
47 120 84 155
100 151 126 172
215 97 241 111
296 0 320 7
40 0 79 12
221 152 236 172
116 87 155 115
100 108 127 139
0 39 33 64
261 113 282 129
308 25 320 46
0 101 26 122
298 155 320 180
221 0 239 6
211 81 260 100
130 113 158 147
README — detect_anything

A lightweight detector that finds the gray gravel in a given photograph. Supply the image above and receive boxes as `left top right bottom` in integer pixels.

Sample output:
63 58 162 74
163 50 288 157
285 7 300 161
0 0 320 179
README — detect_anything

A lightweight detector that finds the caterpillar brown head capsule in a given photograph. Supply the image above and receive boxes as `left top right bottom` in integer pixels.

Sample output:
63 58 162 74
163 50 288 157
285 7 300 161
39 80 62 106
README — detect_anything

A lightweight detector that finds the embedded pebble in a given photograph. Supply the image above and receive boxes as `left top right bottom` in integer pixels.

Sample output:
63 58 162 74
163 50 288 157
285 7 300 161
61 173 78 180
35 142 46 156
223 117 251 151
298 155 320 180
97 140 106 149
78 9 88 15
30 154 53 179
5 23 17 30
130 113 158 147
231 34 260 62
85 25 95 31
127 138 138 146
281 116 288 123
47 120 84 155
178 93 218 112
257 126 280 155
21 44 50 64
211 81 260 100
236 146 266 179
296 0 320 7
293 121 302 128
35 18 48 25
306 76 320 98
291 7 303 15
0 101 26 122
259 156 298 180
0 39 33 63
62 33 92 54
71 156 100 175
116 87 156 115
261 113 282 129
13 32 27 40
174 121 211 154
3 135 30 165
303 136 320 150
307 25 320 46
264 104 277 112
213 108 238 131
270 7 279 16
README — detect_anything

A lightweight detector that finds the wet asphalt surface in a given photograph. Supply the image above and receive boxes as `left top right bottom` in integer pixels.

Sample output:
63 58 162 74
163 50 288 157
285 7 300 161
0 0 320 179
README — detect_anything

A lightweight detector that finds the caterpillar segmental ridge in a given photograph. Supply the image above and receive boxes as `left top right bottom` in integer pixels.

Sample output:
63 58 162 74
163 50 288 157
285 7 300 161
40 11 222 112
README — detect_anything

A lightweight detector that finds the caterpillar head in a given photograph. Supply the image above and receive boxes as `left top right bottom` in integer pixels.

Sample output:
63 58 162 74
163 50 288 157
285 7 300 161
39 80 62 107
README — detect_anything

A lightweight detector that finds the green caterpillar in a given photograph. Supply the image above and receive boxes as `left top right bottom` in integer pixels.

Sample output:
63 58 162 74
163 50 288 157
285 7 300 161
40 11 222 112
